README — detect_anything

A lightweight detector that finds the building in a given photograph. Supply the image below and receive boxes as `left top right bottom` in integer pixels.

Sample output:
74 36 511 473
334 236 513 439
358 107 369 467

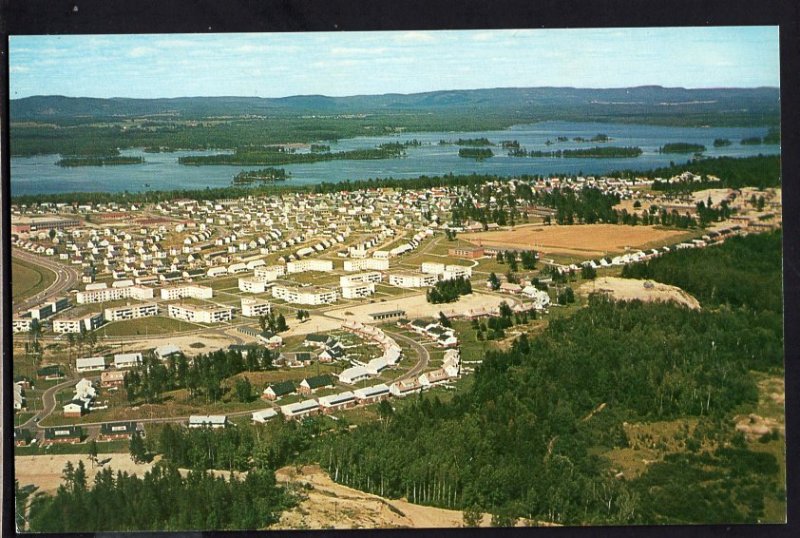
419 368 451 387
341 282 376 299
241 297 272 317
13 383 25 410
14 428 34 447
12 317 32 333
160 284 213 301
280 399 321 420
272 285 338 305
254 265 285 281
99 422 138 441
353 384 391 404
388 272 438 288
340 272 382 287
448 246 485 259
113 352 143 369
343 258 389 272
167 303 234 323
76 356 106 373
104 302 158 321
154 344 182 361
77 285 154 304
53 312 104 333
286 259 333 273
262 381 296 401
238 277 267 294
368 309 406 322
298 375 335 395
63 400 89 418
43 426 83 445
390 378 423 397
101 370 126 388
318 391 356 413
251 408 279 423
188 415 228 428
339 365 372 385
29 297 70 320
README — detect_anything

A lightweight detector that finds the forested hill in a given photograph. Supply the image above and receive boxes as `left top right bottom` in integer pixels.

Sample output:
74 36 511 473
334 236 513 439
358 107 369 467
10 86 779 125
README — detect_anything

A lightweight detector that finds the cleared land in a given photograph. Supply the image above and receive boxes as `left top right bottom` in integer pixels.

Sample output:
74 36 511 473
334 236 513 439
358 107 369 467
12 258 57 301
99 316 205 337
578 277 701 310
463 224 691 258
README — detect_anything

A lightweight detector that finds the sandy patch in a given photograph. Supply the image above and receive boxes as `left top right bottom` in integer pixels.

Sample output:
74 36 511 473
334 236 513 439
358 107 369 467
735 414 785 440
109 332 239 357
464 224 688 257
579 277 700 310
323 292 519 324
272 464 553 529
692 188 734 206
15 454 161 495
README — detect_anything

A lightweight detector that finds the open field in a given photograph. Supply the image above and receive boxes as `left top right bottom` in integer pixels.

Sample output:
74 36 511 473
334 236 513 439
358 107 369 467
463 224 693 258
12 257 57 302
578 277 701 310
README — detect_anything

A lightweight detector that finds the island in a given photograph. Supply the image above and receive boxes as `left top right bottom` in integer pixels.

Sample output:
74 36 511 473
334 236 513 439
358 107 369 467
55 156 145 167
713 138 732 147
178 145 405 165
509 146 642 158
658 143 706 154
458 147 494 160
232 168 289 184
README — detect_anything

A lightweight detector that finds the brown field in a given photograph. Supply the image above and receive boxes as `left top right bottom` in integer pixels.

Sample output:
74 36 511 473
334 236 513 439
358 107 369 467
463 224 691 257
579 277 701 310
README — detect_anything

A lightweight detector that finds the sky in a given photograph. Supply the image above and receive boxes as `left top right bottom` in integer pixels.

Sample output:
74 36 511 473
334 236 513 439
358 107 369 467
8 27 780 99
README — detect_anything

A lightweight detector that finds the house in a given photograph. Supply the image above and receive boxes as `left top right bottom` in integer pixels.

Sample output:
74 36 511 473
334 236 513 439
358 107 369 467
251 408 279 423
318 391 356 413
75 378 97 400
419 368 451 387
75 356 106 373
43 426 83 445
437 334 459 348
262 381 296 401
304 334 331 348
298 375 335 395
13 383 25 410
101 370 126 388
280 399 321 420
113 352 143 369
63 400 89 418
390 378 423 397
339 365 372 385
37 364 65 380
99 421 137 441
499 282 523 294
188 415 228 428
154 344 182 361
319 346 345 362
353 384 391 404
366 357 390 375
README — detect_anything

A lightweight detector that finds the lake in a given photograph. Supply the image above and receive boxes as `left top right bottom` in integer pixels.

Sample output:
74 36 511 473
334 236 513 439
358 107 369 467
10 121 780 196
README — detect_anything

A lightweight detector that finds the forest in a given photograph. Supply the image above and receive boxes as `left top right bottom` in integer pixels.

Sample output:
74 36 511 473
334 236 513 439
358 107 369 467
232 168 289 184
426 276 473 303
658 143 706 154
458 148 494 160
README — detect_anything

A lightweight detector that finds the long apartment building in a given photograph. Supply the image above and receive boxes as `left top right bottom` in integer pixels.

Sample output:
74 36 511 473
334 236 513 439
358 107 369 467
104 302 159 321
241 297 272 317
388 272 439 288
421 262 472 280
341 282 376 299
167 303 233 323
53 312 104 333
77 284 154 304
272 285 338 305
286 259 334 274
160 284 213 301
254 265 285 281
238 277 267 294
339 271 382 287
343 258 389 272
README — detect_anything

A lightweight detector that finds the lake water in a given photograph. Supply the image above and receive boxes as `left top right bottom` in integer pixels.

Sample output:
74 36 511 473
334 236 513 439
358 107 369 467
10 121 779 196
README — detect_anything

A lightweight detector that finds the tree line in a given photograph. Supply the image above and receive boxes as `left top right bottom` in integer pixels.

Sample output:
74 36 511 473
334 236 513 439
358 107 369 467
426 276 473 304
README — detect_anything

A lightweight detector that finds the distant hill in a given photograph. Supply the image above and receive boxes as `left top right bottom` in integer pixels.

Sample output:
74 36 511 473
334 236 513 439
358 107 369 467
10 86 780 122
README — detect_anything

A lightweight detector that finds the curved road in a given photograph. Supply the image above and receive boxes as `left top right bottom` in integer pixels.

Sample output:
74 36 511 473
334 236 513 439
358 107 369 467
13 248 81 314
384 329 430 383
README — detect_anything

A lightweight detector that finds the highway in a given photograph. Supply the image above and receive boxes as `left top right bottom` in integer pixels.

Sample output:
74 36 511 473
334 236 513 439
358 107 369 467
12 248 81 314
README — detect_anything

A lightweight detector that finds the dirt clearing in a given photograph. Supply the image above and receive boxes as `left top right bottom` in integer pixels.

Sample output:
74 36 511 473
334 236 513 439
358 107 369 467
464 224 689 257
579 277 700 310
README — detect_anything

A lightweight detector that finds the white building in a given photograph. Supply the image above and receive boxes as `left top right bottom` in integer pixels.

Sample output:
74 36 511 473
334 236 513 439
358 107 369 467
280 399 321 420
341 282 376 299
339 365 372 385
167 303 233 324
272 285 338 305
77 284 154 304
422 262 472 280
154 344 181 361
340 271 382 287
318 391 356 413
12 317 32 333
388 272 439 288
353 383 391 403
104 302 158 321
522 286 551 310
76 356 106 372
160 284 213 301
238 277 267 294
53 312 104 333
188 415 228 428
254 265 285 281
286 259 333 273
241 297 272 317
113 352 143 369
251 408 279 423
344 258 389 272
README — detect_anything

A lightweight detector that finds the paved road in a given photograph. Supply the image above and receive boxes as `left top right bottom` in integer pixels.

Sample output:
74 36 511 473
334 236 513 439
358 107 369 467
13 248 81 313
384 329 430 383
19 376 81 430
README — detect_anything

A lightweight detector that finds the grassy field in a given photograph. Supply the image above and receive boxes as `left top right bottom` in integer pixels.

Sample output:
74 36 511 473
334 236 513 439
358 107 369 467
12 257 57 302
16 439 130 456
98 316 205 337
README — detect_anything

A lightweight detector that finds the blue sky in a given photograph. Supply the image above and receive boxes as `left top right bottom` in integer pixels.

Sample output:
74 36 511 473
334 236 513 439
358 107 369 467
9 27 780 99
